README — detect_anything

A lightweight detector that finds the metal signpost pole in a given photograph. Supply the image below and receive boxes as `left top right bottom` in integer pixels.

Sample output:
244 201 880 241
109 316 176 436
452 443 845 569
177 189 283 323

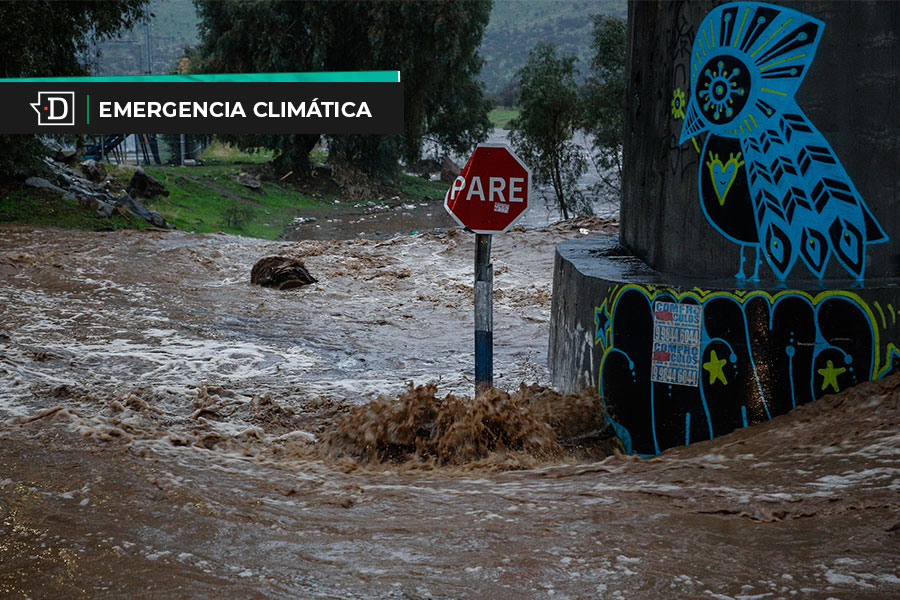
474 233 493 393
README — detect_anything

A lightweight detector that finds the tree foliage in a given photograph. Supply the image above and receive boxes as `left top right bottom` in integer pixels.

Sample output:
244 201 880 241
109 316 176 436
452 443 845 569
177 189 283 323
581 14 626 201
0 0 149 178
193 0 492 177
508 42 588 220
487 78 520 108
0 1 148 78
478 0 626 97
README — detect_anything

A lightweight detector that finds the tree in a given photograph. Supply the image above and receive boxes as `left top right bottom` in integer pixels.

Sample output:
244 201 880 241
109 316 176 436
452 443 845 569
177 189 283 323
0 0 149 178
581 15 626 203
495 79 520 108
509 42 588 220
193 0 492 178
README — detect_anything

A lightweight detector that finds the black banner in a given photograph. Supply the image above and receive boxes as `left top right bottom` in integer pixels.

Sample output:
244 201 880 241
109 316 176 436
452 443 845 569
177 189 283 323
0 82 403 134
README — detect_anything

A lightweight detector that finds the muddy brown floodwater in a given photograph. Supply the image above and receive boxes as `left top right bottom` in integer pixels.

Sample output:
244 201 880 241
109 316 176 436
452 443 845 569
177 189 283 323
1 219 898 599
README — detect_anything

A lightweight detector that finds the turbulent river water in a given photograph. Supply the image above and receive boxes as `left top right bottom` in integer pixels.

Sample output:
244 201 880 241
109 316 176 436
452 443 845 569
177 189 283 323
1 190 898 597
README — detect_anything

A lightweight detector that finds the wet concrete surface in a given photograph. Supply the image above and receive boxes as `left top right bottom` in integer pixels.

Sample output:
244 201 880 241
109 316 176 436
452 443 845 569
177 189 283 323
1 219 898 598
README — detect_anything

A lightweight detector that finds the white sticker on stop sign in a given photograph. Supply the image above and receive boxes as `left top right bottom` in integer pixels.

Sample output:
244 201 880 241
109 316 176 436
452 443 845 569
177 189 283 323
494 202 510 213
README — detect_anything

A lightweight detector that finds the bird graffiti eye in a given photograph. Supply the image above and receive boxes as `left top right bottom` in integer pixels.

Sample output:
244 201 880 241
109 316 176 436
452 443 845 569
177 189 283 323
696 55 750 124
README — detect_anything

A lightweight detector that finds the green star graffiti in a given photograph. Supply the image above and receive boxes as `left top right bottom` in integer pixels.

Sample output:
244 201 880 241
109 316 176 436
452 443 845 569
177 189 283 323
703 350 728 385
818 360 847 393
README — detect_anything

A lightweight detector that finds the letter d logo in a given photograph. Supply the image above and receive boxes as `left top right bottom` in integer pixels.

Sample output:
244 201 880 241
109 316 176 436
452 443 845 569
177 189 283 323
30 91 75 126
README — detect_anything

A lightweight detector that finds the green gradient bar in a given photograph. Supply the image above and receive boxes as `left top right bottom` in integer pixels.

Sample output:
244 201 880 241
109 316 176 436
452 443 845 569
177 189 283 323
0 71 401 83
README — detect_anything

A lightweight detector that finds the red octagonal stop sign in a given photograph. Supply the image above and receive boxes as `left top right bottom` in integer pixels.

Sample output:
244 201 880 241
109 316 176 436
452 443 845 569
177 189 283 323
444 144 531 234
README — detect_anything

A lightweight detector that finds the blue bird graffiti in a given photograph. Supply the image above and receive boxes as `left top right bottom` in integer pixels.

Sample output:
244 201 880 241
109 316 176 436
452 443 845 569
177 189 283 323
678 1 887 280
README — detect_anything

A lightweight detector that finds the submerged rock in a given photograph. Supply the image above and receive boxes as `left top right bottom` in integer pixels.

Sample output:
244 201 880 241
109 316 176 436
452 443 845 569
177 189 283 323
250 256 318 290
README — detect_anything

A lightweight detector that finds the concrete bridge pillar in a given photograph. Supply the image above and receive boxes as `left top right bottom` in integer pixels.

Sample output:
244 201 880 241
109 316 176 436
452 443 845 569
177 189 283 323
549 0 899 455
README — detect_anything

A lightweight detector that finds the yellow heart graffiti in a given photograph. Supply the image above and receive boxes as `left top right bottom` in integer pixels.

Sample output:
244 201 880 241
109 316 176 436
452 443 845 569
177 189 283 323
706 152 744 206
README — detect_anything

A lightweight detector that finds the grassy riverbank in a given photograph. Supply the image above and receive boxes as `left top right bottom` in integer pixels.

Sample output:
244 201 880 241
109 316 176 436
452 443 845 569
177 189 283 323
488 107 520 130
0 143 451 240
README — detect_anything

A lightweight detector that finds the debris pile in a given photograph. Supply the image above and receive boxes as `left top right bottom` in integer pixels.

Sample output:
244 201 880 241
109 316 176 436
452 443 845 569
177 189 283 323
323 383 614 465
25 157 172 228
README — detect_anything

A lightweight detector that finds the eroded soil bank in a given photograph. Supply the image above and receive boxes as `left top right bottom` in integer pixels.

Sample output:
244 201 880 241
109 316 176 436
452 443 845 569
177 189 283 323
1 224 898 598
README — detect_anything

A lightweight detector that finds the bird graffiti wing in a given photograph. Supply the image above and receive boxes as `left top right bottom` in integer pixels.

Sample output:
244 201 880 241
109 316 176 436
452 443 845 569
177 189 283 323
678 1 887 279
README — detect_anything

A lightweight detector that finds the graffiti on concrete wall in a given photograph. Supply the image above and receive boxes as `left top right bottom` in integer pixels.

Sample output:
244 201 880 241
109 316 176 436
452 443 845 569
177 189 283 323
665 1 701 183
675 1 887 280
596 285 900 455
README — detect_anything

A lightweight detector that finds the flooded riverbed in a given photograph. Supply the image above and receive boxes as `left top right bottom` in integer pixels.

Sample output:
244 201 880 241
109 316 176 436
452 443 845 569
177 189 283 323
286 130 618 242
1 219 898 598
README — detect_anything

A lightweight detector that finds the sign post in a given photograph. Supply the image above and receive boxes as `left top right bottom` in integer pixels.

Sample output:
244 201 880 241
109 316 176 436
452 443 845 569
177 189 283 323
474 233 493 390
444 144 531 394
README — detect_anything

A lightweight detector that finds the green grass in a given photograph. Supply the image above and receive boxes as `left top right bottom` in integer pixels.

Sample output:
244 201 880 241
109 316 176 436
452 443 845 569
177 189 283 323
398 174 450 199
141 164 321 239
0 187 154 231
200 141 275 165
140 157 450 239
489 107 520 130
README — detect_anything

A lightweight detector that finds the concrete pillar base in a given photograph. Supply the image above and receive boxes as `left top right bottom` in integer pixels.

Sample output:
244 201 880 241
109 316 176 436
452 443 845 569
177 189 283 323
549 236 900 455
